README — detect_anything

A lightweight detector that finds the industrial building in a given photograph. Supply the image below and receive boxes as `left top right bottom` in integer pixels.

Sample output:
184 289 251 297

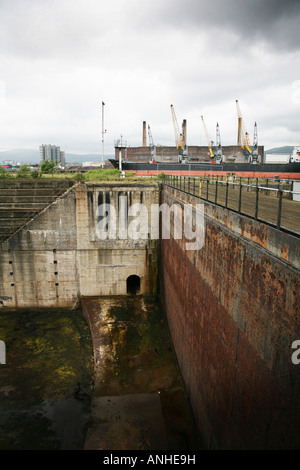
114 120 264 165
114 102 264 165
39 144 66 167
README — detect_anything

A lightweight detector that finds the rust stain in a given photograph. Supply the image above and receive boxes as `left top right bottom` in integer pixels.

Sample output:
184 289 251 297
160 188 300 449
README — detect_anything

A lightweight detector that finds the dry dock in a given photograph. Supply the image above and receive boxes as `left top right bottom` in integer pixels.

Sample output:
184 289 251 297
82 296 200 450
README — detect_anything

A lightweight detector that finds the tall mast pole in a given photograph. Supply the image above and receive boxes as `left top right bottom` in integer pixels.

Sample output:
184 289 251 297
102 101 105 167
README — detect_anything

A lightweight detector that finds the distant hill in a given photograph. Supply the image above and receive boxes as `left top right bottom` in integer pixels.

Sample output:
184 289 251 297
0 149 39 163
1 146 296 163
66 153 114 164
0 149 114 164
265 146 294 155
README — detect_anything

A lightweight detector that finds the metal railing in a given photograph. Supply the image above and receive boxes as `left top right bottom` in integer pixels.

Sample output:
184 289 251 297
163 175 300 236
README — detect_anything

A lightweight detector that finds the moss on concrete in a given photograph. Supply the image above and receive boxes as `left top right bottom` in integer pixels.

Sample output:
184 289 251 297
0 307 93 449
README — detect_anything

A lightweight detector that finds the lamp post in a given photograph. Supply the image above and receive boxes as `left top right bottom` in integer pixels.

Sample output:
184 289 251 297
102 101 105 167
119 135 123 171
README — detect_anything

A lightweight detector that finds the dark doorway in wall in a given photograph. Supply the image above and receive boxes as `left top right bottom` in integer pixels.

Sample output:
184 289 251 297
127 275 141 295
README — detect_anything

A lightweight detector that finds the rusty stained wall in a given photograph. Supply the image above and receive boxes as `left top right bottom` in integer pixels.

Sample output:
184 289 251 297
159 185 300 449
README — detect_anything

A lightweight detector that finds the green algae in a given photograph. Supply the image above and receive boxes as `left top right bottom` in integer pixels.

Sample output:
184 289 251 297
83 296 201 450
92 296 181 397
0 307 93 449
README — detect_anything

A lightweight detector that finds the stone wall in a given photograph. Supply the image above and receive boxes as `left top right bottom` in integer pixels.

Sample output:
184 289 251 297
0 181 159 308
159 184 300 449
0 179 73 244
0 183 77 308
2 178 299 449
75 182 159 296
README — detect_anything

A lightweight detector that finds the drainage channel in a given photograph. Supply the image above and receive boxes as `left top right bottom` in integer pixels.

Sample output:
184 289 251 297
81 296 200 451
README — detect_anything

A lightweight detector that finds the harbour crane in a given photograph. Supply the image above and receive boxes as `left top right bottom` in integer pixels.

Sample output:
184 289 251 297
147 124 156 163
236 99 252 157
170 104 187 163
251 121 258 164
215 122 223 164
201 115 214 160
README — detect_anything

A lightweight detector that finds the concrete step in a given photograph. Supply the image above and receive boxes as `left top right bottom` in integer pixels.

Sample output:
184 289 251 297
0 229 26 237
0 196 56 203
0 209 40 218
0 180 74 245
0 218 29 228
0 189 62 197
0 224 30 233
0 180 73 190
0 185 66 194
0 227 19 234
0 202 48 209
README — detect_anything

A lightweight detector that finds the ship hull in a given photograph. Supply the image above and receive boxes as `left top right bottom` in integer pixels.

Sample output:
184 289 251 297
113 161 300 179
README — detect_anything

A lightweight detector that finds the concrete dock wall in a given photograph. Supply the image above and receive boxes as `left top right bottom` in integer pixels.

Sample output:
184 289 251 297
159 184 300 449
1 178 299 449
0 183 78 307
0 181 159 308
75 183 159 297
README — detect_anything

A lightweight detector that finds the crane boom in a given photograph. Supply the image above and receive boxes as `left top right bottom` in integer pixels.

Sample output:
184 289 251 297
215 122 223 164
147 124 156 162
251 121 258 164
201 115 214 159
170 104 184 150
170 104 187 162
148 124 154 148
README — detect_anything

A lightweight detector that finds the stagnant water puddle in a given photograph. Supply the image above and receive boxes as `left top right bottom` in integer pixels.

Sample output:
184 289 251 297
0 297 200 450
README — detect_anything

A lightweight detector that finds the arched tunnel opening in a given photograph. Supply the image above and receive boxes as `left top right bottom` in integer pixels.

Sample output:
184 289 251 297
126 275 141 295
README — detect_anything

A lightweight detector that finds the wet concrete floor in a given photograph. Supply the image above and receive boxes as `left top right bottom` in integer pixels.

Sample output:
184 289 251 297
82 296 200 451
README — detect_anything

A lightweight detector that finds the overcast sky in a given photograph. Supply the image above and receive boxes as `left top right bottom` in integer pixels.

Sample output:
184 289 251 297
0 0 299 155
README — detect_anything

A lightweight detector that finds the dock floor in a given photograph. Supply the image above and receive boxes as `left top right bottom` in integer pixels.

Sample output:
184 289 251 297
82 296 201 451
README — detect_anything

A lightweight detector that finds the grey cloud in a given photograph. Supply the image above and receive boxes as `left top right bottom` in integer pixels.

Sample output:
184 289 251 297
1 0 299 63
0 0 115 59
0 0 299 152
155 0 300 51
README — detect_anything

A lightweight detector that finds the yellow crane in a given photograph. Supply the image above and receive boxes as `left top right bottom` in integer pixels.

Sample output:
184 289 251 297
170 104 186 162
236 100 252 155
201 115 214 159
